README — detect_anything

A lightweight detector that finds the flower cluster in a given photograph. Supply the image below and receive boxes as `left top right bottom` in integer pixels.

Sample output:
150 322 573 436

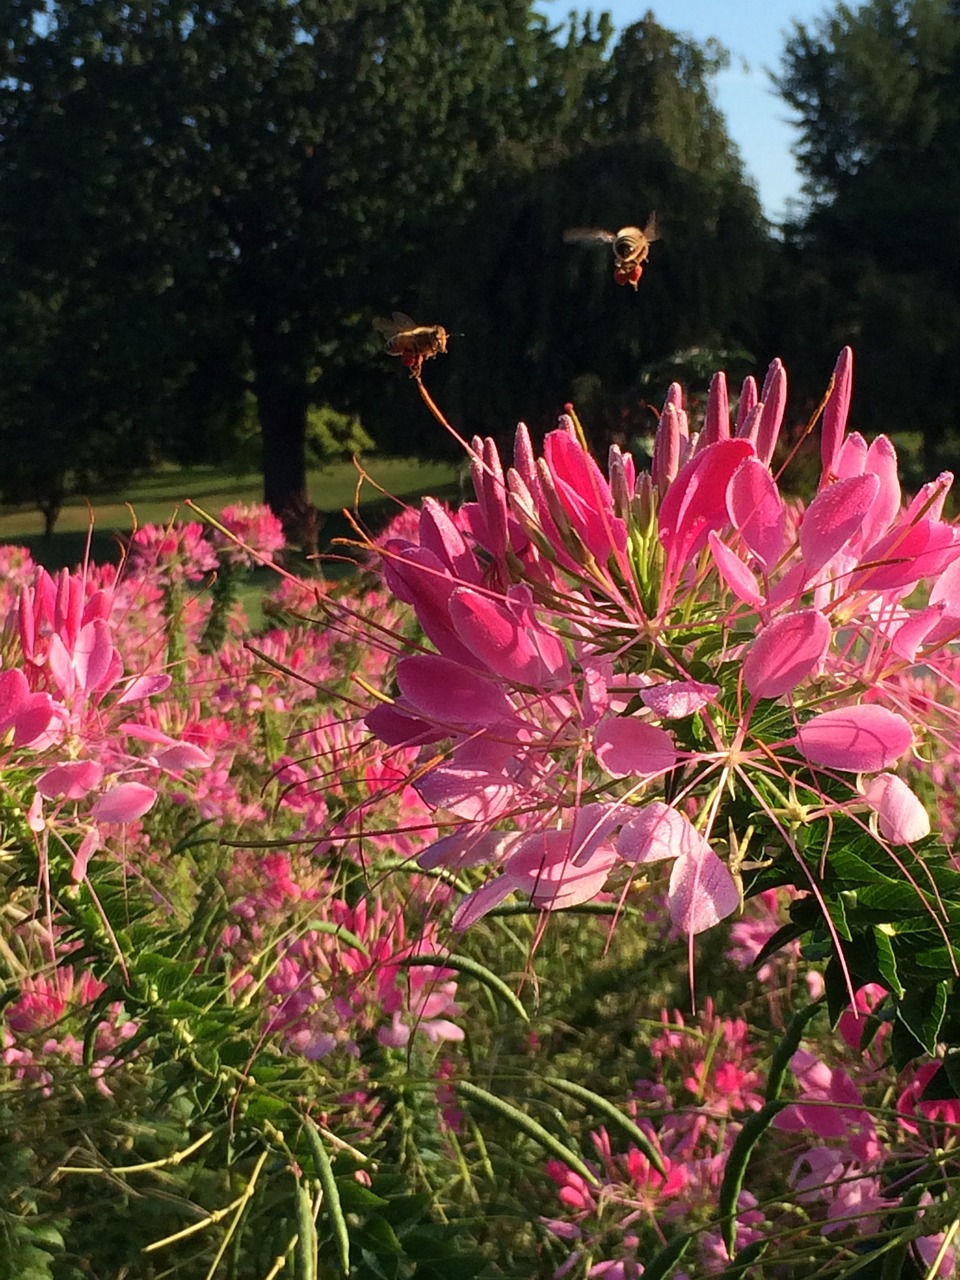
362 350 958 961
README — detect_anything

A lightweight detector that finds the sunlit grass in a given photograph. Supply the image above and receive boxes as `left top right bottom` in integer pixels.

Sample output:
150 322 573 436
0 456 460 571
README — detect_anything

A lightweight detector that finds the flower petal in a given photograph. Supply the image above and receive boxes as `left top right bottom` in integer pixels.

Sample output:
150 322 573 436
91 782 157 823
668 847 741 934
744 609 831 699
619 802 704 865
594 719 677 780
799 473 879 575
796 706 913 772
862 774 930 844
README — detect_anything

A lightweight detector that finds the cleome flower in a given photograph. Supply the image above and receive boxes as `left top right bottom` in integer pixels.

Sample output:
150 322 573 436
357 348 958 981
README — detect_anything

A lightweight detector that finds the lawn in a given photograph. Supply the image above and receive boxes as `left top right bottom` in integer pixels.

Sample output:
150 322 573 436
0 456 461 572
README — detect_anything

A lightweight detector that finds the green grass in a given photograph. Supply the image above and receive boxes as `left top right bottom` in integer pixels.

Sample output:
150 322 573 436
0 456 461 572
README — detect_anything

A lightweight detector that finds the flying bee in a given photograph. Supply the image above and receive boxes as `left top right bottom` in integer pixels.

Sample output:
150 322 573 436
563 213 659 289
372 312 448 378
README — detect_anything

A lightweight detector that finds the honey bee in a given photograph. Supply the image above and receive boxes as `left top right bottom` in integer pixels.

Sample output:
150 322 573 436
372 312 448 377
563 214 659 289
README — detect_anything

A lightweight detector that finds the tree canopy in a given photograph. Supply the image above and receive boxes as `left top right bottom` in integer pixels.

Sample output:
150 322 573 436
0 3 767 528
773 0 960 458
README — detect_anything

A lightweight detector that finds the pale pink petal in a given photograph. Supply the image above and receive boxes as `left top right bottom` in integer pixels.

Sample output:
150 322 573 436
668 847 741 934
364 702 443 747
449 587 560 687
820 346 854 482
799 473 880 574
862 774 930 844
569 802 628 863
796 706 913 772
735 402 762 448
930 556 960 614
905 471 953 523
708 531 764 606
71 827 102 882
452 878 514 930
544 429 626 560
835 432 867 480
416 765 519 821
619 802 703 865
854 519 959 593
659 439 755 573
736 375 758 430
726 458 786 569
120 723 179 745
744 609 831 699
504 829 617 910
153 743 213 771
47 633 76 698
640 680 719 719
418 497 481 583
383 545 480 669
115 673 172 705
418 829 517 871
37 760 104 800
397 655 516 728
889 606 945 661
26 793 45 833
91 782 157 823
73 619 118 694
860 435 901 547
594 718 677 779
420 1019 464 1043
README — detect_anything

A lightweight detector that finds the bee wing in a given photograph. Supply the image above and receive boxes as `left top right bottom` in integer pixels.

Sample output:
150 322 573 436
563 227 616 246
642 212 660 243
391 311 419 330
372 314 400 337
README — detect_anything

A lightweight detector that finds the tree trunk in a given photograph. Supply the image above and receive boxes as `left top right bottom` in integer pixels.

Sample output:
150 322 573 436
257 375 309 520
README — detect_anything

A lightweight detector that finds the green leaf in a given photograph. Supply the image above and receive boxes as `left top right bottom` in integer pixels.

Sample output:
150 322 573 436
718 1100 788 1256
941 1048 960 1098
359 1215 404 1255
639 1229 694 1280
897 981 948 1056
872 926 905 997
334 1179 389 1212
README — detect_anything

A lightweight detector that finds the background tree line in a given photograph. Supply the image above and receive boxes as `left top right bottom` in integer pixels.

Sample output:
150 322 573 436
0 0 957 534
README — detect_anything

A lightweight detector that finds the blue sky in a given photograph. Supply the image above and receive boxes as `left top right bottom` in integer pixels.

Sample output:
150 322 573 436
542 0 833 221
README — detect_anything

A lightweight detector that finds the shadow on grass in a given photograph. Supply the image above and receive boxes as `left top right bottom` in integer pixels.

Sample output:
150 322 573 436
5 480 462 575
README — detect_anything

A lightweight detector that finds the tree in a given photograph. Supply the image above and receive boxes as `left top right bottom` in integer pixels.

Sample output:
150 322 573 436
391 13 769 454
0 1 609 525
771 0 960 458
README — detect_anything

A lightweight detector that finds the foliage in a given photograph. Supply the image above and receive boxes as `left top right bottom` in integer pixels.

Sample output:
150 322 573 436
771 0 960 461
0 2 767 527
